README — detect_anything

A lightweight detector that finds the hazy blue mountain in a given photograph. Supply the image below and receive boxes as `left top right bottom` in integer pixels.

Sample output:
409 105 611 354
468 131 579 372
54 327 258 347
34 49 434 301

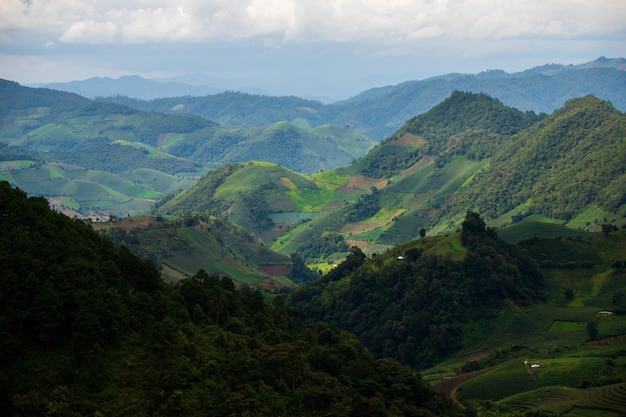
35 75 219 99
97 57 626 140
327 57 626 138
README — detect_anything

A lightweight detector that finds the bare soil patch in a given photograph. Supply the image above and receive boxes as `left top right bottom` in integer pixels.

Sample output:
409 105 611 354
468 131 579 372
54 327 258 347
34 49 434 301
92 216 158 231
392 133 426 147
279 177 294 190
260 264 289 277
432 368 494 409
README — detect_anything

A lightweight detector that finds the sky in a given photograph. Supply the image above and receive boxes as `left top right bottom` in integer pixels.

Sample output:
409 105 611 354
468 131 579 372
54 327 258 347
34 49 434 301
1 0 625 100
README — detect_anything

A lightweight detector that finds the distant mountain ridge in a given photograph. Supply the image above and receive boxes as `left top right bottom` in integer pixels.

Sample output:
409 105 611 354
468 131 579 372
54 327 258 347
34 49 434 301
32 75 220 100
93 57 626 139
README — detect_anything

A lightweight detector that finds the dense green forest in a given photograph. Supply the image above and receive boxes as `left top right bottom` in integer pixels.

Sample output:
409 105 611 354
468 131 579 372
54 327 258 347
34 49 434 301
0 181 460 416
290 212 545 369
342 91 542 179
442 95 626 221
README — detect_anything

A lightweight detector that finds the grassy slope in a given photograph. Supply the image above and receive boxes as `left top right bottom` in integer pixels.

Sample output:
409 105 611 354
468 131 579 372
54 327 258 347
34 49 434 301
1 81 376 219
146 94 626 265
99 216 293 286
1 162 180 216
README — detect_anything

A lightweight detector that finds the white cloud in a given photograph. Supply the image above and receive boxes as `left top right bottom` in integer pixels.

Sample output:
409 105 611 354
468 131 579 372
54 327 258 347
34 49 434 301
1 0 624 95
1 0 624 46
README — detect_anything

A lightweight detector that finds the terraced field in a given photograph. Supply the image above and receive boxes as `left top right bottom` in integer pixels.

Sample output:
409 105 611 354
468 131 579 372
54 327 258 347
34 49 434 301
498 383 626 416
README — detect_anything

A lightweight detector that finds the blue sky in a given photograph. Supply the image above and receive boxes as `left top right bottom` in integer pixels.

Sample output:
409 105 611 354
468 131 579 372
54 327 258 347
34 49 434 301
1 0 625 99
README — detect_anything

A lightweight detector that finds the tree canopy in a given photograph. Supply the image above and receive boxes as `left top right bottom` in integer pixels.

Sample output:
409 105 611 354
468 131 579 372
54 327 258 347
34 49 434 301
0 181 459 416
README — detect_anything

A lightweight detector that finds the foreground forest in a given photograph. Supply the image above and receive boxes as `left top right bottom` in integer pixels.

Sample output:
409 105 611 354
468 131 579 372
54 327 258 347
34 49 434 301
0 181 460 416
290 212 546 369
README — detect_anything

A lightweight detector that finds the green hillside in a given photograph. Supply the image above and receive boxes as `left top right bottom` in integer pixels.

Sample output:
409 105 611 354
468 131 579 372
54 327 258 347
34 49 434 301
290 212 546 369
0 181 460 416
155 162 347 240
100 214 317 287
440 95 626 228
160 121 374 174
0 79 375 175
286 210 626 414
425 228 626 415
0 161 195 217
153 92 625 264
0 80 375 218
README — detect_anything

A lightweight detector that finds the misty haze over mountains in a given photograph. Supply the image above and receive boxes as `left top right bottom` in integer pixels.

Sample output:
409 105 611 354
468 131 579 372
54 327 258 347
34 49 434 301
30 57 626 105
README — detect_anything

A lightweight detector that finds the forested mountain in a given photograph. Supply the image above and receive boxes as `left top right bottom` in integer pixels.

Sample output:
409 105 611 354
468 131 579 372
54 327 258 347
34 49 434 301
342 90 542 178
0 181 460 416
290 212 545 369
330 58 626 139
103 91 332 128
438 95 626 223
157 92 625 264
100 57 626 139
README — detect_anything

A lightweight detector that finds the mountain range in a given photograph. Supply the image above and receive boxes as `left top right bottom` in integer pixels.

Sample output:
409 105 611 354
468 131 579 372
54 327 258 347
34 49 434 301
155 92 626 264
2 173 625 415
64 56 626 139
0 79 374 218
2 57 624 224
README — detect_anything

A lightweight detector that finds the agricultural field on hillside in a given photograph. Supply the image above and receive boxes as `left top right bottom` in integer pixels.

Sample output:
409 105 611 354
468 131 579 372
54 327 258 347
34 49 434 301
425 231 626 416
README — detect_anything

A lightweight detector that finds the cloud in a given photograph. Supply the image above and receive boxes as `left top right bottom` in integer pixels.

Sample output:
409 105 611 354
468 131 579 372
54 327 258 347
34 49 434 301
1 0 624 46
1 0 624 96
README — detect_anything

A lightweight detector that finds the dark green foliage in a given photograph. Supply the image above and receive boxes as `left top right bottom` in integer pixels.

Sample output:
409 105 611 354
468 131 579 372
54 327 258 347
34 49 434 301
347 91 539 178
586 321 599 341
612 291 626 315
243 183 277 230
460 211 497 248
0 142 42 162
324 246 367 282
298 233 349 261
442 95 626 222
0 181 459 416
347 191 381 222
0 181 160 352
288 252 319 284
290 213 544 369
394 91 539 142
356 145 423 178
